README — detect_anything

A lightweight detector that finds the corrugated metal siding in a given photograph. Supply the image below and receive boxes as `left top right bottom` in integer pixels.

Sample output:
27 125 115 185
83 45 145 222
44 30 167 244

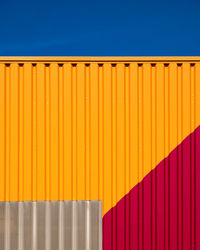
0 57 200 250
0 58 200 218
0 201 102 250
103 124 200 250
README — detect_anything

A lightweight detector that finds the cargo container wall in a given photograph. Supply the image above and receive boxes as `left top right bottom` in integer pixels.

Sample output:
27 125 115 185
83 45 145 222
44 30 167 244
0 57 200 250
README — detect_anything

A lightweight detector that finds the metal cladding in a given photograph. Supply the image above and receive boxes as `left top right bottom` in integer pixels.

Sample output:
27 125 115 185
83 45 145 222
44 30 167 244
103 126 200 250
0 201 102 250
0 57 200 249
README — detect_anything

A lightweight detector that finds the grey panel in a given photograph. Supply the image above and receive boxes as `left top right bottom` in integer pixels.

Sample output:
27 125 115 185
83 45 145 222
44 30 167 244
77 201 86 250
0 201 102 250
37 202 45 250
10 202 19 250
0 203 5 250
50 201 59 250
24 202 32 250
63 201 72 250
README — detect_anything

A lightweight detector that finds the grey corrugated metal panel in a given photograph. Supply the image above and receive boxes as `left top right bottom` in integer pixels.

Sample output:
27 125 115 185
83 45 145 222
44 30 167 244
0 201 102 250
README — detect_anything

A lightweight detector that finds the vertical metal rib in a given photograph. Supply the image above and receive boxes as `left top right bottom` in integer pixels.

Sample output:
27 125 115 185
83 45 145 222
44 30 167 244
98 201 102 250
32 202 37 250
37 202 45 250
0 201 102 250
90 201 102 250
24 202 32 250
85 201 90 250
0 203 5 250
78 201 87 250
72 201 77 250
58 202 64 250
10 203 19 250
64 201 72 250
45 202 51 250
18 202 24 250
5 203 10 250
50 201 59 249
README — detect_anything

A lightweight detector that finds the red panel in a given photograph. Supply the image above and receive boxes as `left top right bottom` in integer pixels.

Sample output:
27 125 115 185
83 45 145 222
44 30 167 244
103 125 200 250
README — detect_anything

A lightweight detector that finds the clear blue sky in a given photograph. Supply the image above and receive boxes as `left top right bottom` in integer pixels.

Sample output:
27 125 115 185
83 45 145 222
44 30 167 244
0 0 200 56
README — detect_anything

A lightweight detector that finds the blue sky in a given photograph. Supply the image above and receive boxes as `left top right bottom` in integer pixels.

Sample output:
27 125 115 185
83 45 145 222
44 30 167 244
0 0 200 56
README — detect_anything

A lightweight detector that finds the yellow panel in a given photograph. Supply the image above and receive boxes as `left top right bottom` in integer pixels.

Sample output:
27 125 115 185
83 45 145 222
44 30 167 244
124 65 130 195
103 63 112 215
32 65 37 201
98 65 103 201
156 64 165 170
0 58 200 217
58 65 64 201
169 63 178 155
76 64 85 200
143 64 151 181
37 64 45 200
85 64 90 200
182 64 191 139
45 64 50 201
63 64 72 200
24 64 32 200
90 64 99 200
164 64 169 159
151 65 156 174
50 64 59 200
10 64 18 201
19 65 24 201
117 64 125 202
111 64 117 207
0 64 5 201
72 64 77 200
130 63 138 189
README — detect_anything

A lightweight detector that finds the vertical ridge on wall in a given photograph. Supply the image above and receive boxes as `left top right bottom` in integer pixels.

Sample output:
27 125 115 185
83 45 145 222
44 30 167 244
124 63 130 250
45 64 49 201
72 64 77 201
90 64 98 201
0 64 5 201
5 64 10 202
191 63 196 250
32 64 37 202
177 63 183 250
151 63 156 250
98 63 104 202
63 63 72 201
164 63 170 250
138 63 143 250
85 64 89 200
196 63 200 250
18 64 24 202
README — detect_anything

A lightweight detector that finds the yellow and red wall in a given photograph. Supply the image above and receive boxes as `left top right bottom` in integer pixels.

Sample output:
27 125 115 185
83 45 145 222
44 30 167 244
0 57 200 249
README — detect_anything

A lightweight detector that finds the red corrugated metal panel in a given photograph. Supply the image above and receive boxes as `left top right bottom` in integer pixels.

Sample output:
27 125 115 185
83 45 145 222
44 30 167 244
103 127 200 250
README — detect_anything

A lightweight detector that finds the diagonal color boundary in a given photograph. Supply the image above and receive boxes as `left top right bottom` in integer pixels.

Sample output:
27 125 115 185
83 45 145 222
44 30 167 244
103 126 200 250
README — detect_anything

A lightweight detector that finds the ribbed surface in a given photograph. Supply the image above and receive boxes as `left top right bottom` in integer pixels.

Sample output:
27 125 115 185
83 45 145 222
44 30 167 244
0 201 102 250
103 125 200 250
0 60 200 220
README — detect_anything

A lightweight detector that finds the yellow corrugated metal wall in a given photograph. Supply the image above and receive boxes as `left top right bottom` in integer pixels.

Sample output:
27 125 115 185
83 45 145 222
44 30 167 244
0 58 200 217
